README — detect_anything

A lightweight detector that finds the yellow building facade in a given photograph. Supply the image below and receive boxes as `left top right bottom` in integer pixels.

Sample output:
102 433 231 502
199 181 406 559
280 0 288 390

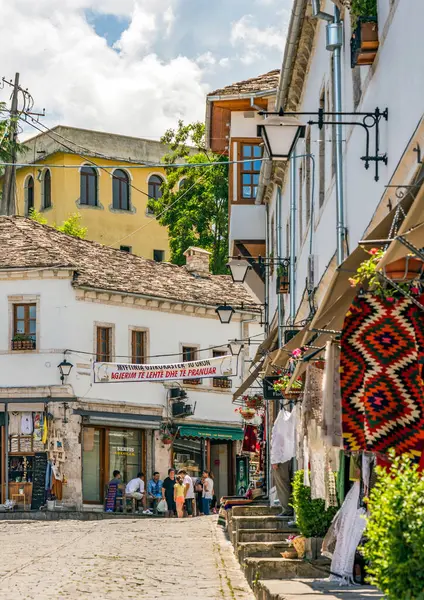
14 126 171 260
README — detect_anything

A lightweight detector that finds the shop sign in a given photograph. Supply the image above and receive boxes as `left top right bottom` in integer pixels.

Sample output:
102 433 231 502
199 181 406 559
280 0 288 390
263 376 284 400
93 355 233 384
116 446 135 456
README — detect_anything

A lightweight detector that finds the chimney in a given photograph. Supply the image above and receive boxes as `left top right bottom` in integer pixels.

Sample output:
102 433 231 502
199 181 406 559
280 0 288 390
184 246 211 277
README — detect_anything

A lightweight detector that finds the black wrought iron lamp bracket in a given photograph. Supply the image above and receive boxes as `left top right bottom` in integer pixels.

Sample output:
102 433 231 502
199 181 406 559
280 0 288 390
260 107 389 182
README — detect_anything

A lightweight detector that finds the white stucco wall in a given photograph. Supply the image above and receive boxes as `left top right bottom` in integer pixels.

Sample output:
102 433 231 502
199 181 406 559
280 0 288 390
0 276 259 425
266 1 424 324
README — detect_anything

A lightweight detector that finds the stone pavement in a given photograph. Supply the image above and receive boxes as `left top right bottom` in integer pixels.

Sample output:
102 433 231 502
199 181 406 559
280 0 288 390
0 517 254 600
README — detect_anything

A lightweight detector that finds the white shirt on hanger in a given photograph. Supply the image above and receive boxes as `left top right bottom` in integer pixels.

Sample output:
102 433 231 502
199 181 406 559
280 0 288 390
271 406 298 465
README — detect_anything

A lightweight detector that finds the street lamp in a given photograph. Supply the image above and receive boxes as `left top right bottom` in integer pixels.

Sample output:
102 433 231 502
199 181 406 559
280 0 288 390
215 304 235 324
228 340 244 356
58 358 73 384
257 116 305 161
227 257 251 283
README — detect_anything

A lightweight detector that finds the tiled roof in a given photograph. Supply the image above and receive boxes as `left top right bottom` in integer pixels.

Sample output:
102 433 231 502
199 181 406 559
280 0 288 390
208 69 280 98
0 217 256 308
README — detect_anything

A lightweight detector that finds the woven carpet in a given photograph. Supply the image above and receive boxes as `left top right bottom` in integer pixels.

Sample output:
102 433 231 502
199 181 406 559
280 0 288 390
340 293 424 459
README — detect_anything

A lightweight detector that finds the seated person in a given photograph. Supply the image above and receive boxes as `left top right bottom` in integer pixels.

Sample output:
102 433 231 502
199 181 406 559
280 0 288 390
147 471 163 511
125 472 152 515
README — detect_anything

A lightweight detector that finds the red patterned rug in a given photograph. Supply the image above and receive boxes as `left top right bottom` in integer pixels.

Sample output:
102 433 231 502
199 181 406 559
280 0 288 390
340 293 424 459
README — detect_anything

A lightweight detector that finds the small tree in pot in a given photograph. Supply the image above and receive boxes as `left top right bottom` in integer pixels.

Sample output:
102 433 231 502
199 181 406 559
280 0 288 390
350 0 379 67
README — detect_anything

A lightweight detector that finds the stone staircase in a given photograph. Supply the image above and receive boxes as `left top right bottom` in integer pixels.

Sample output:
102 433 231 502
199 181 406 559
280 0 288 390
226 503 331 599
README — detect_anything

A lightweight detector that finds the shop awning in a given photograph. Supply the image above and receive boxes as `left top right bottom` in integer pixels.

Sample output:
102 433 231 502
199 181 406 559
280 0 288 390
232 361 264 401
263 325 309 375
378 182 424 270
252 326 278 364
178 424 244 441
309 195 415 332
73 409 162 430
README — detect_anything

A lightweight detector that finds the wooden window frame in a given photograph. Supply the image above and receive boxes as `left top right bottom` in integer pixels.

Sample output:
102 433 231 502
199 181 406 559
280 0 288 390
80 166 98 207
238 141 262 203
153 249 165 262
212 349 231 389
131 330 147 364
112 169 130 211
13 303 36 338
96 326 112 362
182 345 201 385
25 176 34 216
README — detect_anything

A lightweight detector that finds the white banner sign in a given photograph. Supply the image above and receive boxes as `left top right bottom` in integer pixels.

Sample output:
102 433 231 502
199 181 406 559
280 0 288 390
93 355 233 383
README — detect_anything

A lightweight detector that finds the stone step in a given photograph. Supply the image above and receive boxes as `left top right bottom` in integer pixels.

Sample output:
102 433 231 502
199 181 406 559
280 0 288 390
232 515 295 531
238 529 297 543
231 505 282 517
237 541 291 562
243 557 330 588
254 578 382 600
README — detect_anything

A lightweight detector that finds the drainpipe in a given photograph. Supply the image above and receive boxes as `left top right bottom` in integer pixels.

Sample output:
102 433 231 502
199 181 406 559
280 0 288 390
5 404 8 501
276 187 283 346
312 0 345 266
265 203 270 336
328 7 345 265
289 148 297 325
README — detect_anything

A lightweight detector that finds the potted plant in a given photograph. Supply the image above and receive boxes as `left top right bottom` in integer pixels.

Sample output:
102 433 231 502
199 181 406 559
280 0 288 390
350 0 379 68
276 263 290 295
161 433 173 445
243 393 264 410
292 471 338 560
273 374 303 397
349 248 423 298
12 334 35 351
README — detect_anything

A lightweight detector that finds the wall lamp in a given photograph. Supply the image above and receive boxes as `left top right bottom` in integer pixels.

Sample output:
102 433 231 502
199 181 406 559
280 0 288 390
215 304 235 324
58 358 73 384
227 255 290 289
228 340 244 356
258 106 388 181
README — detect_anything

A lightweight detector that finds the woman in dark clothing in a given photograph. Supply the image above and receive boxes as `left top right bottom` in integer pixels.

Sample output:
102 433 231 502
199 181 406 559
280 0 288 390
194 476 203 516
162 468 176 518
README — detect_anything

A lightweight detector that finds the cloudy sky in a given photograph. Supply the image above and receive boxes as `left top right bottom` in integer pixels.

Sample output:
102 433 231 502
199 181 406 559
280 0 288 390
0 0 290 141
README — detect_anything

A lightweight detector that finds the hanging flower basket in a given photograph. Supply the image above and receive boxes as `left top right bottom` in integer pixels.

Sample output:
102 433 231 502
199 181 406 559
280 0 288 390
383 257 424 282
239 408 256 421
243 394 264 410
273 375 303 396
349 248 423 298
161 435 173 445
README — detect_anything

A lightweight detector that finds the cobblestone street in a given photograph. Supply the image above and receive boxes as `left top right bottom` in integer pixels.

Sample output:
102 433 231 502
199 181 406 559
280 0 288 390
0 517 253 600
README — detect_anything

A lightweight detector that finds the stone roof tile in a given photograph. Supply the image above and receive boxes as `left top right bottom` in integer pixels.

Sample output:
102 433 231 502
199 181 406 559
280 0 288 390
0 217 256 308
208 69 280 98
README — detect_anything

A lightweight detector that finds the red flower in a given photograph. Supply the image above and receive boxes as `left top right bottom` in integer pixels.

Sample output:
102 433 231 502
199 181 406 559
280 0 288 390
411 287 419 295
386 297 395 303
369 248 379 255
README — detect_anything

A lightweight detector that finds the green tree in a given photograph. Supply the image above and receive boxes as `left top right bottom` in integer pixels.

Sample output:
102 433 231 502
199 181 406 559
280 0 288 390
148 120 228 275
362 451 424 599
29 209 87 239
0 102 22 163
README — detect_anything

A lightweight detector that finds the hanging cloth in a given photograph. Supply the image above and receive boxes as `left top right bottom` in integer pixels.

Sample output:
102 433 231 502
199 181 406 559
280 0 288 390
322 341 343 449
340 294 424 460
328 481 367 585
336 450 346 505
42 416 48 445
242 425 258 453
21 413 33 435
8 412 20 435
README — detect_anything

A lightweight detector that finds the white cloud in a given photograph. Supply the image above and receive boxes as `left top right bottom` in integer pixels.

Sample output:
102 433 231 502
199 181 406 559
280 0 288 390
0 0 206 140
230 14 285 65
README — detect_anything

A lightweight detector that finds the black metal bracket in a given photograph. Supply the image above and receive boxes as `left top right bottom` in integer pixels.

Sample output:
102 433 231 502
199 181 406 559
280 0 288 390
260 107 388 182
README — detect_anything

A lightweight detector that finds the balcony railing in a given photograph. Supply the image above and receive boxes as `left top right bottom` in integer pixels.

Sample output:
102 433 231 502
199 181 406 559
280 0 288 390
11 338 36 351
213 377 232 389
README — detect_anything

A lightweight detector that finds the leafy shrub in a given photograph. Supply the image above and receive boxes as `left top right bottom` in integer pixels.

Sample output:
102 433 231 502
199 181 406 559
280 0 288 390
362 452 424 599
350 0 377 18
291 470 338 538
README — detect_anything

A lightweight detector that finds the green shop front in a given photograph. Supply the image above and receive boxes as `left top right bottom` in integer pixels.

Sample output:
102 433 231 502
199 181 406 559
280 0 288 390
173 424 244 499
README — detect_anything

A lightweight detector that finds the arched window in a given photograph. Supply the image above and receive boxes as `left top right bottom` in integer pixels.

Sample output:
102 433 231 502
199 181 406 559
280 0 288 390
43 169 52 209
147 174 164 215
179 178 187 190
112 169 130 210
25 176 34 216
80 166 98 206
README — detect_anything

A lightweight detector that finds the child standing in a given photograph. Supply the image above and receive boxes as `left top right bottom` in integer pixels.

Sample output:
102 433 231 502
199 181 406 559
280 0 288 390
174 475 186 518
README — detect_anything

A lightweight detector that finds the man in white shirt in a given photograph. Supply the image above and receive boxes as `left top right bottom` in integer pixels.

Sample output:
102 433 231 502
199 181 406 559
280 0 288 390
125 472 152 515
271 407 297 517
178 469 194 517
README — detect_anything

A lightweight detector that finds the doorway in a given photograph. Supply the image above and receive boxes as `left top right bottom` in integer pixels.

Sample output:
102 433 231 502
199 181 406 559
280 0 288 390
82 426 145 504
209 441 232 500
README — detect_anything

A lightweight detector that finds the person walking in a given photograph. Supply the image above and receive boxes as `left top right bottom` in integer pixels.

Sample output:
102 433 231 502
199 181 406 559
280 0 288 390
178 469 194 517
174 475 186 518
202 470 214 516
161 468 176 518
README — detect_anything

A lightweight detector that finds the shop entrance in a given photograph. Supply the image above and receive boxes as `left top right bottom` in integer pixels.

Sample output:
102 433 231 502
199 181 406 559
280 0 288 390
82 427 145 504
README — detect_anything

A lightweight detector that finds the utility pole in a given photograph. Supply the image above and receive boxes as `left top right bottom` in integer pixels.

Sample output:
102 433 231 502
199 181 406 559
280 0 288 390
1 72 20 216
